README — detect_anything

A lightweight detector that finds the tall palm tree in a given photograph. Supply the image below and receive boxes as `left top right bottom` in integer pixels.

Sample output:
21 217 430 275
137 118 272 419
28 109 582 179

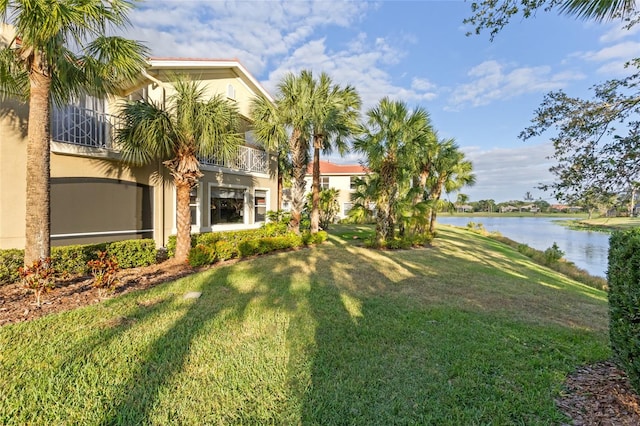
250 94 289 210
427 139 476 233
0 0 148 265
116 78 243 262
308 72 361 233
251 71 312 233
354 98 432 245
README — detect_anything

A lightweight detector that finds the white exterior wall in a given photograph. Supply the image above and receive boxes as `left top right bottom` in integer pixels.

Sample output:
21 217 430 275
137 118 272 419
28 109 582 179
304 174 361 219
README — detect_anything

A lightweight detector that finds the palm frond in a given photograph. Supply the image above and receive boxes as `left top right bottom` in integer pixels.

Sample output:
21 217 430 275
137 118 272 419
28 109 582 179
0 46 28 100
559 0 636 21
116 99 175 166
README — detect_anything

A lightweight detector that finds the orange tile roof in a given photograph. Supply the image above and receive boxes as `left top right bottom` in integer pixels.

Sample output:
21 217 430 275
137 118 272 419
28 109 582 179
306 161 368 175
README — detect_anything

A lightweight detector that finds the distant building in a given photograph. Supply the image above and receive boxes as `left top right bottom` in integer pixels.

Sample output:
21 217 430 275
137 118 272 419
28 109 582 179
304 161 368 219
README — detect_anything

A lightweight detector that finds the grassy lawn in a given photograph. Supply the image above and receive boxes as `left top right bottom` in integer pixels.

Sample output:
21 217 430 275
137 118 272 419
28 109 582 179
563 216 640 232
0 225 609 424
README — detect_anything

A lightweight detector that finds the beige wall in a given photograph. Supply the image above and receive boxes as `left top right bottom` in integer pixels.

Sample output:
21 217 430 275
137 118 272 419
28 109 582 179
0 100 29 249
146 69 257 118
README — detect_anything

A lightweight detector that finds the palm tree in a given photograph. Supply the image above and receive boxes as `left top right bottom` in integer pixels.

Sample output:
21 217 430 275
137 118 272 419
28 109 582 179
0 0 148 265
250 94 289 210
116 78 243 262
308 72 361 233
251 71 313 233
427 139 476 233
354 98 432 245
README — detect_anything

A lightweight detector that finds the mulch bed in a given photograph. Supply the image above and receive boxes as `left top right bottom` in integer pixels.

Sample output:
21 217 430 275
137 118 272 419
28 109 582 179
1 259 639 424
556 360 640 425
0 259 196 326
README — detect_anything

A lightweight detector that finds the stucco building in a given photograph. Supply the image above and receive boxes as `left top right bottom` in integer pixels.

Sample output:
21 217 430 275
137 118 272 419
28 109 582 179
0 51 277 249
304 160 368 219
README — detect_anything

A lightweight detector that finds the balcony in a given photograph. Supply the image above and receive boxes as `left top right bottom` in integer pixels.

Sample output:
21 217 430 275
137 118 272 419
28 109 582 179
51 105 118 149
199 145 268 174
51 106 269 174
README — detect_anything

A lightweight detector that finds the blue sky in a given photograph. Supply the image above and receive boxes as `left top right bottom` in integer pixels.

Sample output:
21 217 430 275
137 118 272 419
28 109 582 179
123 1 640 203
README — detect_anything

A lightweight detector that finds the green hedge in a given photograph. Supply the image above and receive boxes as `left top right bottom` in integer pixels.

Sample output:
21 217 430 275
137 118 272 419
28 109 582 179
106 239 157 269
169 226 290 258
608 229 640 394
0 249 23 285
186 230 326 267
0 239 157 285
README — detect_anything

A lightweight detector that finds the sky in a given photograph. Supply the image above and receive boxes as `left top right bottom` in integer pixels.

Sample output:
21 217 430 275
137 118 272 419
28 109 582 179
121 0 640 203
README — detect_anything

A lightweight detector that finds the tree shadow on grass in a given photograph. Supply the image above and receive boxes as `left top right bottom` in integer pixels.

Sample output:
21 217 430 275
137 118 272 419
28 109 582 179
297 242 608 425
99 261 308 424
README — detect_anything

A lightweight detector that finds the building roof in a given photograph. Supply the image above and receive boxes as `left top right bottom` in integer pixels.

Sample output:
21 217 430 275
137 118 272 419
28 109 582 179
306 161 368 175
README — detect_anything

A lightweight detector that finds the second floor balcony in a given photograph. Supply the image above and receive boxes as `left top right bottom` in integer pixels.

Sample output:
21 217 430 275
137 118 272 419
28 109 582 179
51 105 269 175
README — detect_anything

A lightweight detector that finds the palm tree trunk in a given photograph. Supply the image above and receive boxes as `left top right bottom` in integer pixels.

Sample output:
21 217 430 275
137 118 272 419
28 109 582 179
174 180 192 262
289 131 306 234
277 173 283 211
428 186 443 234
310 135 322 233
414 170 429 234
24 60 52 266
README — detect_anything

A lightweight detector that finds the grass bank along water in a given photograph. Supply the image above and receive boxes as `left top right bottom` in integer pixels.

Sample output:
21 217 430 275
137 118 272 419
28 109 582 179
561 217 640 233
0 225 609 424
437 215 610 278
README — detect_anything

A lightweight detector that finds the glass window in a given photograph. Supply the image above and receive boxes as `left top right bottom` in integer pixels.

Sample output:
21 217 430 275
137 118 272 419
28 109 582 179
343 202 353 216
320 176 330 189
254 190 267 223
189 187 198 226
210 187 245 224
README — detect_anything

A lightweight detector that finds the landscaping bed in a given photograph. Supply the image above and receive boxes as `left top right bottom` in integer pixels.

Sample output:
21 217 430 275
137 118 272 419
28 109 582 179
0 259 195 326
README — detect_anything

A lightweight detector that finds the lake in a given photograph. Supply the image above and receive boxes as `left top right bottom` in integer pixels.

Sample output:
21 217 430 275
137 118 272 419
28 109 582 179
436 216 610 278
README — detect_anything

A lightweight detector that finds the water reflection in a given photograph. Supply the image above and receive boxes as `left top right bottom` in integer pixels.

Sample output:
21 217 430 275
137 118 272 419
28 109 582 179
436 216 610 278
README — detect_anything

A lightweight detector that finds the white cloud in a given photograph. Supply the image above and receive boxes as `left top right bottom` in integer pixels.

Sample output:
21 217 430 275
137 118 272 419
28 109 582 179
124 1 371 77
461 143 556 202
582 41 640 63
446 60 585 110
599 23 640 44
263 36 437 110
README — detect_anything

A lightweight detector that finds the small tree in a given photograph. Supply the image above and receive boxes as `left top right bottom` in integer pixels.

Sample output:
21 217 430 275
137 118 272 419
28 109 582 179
117 78 243 262
307 188 340 230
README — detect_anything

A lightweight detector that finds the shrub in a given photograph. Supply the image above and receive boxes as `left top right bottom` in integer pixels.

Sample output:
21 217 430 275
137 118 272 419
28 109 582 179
87 251 120 296
543 242 564 263
238 240 262 257
312 231 329 244
214 240 237 261
410 232 434 246
107 239 157 269
52 243 108 276
188 245 215 267
0 249 24 284
284 233 304 248
1 239 157 286
608 229 640 394
384 238 412 250
19 258 56 307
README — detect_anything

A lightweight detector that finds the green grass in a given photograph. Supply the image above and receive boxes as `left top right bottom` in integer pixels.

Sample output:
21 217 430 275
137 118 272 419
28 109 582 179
560 216 640 232
0 226 610 424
